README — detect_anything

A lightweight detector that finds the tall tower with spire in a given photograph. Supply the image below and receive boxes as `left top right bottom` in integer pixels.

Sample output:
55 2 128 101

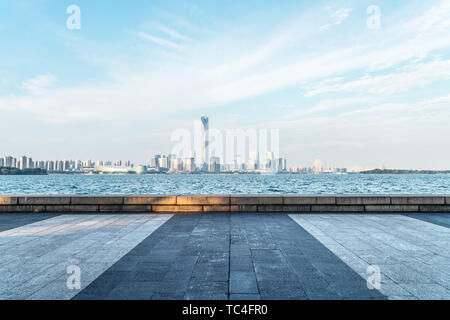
201 116 209 171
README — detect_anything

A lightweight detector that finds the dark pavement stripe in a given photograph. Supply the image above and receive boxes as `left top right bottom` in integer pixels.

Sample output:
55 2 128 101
74 213 386 300
406 214 450 229
73 214 202 300
0 214 59 233
233 214 385 300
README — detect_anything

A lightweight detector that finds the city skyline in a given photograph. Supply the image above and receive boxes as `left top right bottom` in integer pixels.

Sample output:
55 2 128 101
3 152 444 174
0 151 290 174
1 1 450 169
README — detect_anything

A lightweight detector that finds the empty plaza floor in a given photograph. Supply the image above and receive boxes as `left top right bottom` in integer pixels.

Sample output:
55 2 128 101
0 213 449 300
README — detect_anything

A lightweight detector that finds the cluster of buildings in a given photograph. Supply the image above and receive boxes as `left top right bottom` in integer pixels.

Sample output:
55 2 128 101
0 154 288 174
0 156 134 173
147 152 287 174
287 166 349 174
0 154 357 175
1 117 360 175
144 116 287 174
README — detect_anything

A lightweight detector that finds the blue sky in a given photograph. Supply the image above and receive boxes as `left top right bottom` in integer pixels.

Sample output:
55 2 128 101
1 0 450 169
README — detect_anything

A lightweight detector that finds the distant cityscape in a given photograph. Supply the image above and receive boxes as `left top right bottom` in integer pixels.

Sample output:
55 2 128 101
0 153 363 175
0 115 357 175
6 116 445 175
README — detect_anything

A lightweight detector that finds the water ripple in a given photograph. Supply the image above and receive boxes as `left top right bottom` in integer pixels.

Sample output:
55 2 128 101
0 174 449 195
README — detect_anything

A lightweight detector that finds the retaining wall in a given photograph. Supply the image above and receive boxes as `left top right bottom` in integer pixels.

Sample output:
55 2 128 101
1 195 450 213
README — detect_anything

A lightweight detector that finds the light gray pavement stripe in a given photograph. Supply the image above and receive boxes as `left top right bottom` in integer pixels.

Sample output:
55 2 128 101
289 214 450 300
0 214 172 300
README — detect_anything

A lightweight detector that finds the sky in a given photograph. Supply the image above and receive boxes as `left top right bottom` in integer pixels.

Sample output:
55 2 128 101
1 0 450 169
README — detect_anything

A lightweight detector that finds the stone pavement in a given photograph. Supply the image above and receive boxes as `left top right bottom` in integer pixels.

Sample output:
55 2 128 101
0 214 172 299
0 213 449 300
290 214 450 299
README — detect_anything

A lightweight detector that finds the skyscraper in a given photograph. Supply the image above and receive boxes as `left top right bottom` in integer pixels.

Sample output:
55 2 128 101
183 157 195 173
152 155 161 169
26 157 34 169
201 116 209 171
209 156 220 172
4 156 13 167
19 156 27 170
158 156 169 171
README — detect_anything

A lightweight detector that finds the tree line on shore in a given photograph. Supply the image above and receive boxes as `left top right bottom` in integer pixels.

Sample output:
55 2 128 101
360 169 450 174
0 167 47 175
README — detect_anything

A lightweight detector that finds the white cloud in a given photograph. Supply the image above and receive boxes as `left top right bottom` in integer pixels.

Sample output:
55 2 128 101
320 8 352 30
302 59 450 96
157 25 190 41
137 32 184 51
3 2 449 124
21 74 57 94
283 97 376 119
407 0 450 36
3 2 450 126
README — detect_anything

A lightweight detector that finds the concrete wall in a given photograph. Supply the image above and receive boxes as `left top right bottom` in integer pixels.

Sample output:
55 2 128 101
1 195 450 213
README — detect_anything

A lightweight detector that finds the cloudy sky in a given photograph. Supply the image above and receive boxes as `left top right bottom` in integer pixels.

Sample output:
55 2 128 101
1 0 450 169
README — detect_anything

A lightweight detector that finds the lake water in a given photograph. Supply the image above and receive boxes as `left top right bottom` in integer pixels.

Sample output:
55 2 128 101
0 174 449 195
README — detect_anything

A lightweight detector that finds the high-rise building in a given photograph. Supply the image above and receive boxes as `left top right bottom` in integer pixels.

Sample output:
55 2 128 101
209 156 220 172
56 160 63 172
63 160 70 171
35 161 45 170
169 157 183 172
277 158 286 172
19 156 28 170
201 116 209 171
152 155 161 169
0 158 4 167
4 156 13 167
26 157 34 169
247 151 259 171
183 157 195 173
158 156 168 171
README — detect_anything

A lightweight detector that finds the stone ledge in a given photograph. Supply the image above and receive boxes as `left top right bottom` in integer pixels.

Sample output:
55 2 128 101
151 205 203 212
0 196 18 205
231 196 283 205
257 205 312 212
419 205 450 213
122 205 153 212
311 205 364 212
391 196 446 205
177 196 230 205
99 205 125 213
336 196 391 205
283 196 335 205
124 196 177 205
365 205 419 212
231 205 257 212
45 205 98 213
18 196 70 205
71 196 124 205
203 205 231 212
1 195 450 213
0 205 45 213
